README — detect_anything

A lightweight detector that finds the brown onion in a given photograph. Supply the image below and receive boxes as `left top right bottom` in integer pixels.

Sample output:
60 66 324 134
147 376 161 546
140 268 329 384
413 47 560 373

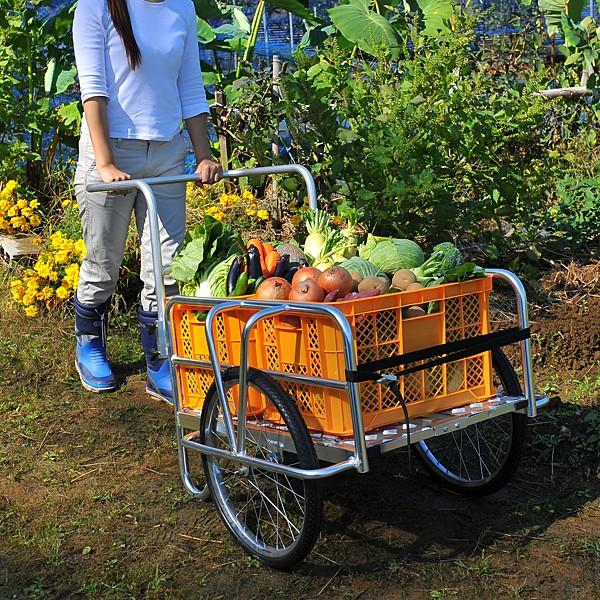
291 267 322 287
289 279 326 303
317 267 353 297
256 277 291 300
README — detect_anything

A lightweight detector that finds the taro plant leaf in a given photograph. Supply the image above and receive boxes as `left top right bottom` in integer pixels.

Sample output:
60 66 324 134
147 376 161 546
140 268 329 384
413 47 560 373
56 101 82 129
537 0 585 35
415 0 453 36
44 60 77 95
266 0 319 23
193 0 230 20
196 17 217 44
233 7 252 34
329 0 399 57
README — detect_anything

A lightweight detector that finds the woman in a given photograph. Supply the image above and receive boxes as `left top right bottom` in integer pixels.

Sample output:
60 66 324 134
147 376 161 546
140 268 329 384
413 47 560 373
72 0 222 403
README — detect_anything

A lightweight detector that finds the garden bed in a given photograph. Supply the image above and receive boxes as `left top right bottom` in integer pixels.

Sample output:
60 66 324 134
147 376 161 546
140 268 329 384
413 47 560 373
0 266 598 599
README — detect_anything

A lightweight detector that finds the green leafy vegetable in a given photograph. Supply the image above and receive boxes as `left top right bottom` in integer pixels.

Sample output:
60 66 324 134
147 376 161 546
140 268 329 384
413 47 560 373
412 242 465 283
170 216 242 293
358 234 424 274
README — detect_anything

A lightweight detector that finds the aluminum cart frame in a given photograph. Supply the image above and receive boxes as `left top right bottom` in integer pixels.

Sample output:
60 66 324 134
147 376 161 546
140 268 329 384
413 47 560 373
88 165 549 568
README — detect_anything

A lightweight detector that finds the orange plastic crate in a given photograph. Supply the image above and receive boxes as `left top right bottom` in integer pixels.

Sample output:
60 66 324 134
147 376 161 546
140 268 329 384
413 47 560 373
170 303 265 416
170 277 495 436
253 277 495 436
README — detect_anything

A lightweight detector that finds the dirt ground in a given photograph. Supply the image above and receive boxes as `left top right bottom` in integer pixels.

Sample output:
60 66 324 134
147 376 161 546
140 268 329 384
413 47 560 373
0 287 599 599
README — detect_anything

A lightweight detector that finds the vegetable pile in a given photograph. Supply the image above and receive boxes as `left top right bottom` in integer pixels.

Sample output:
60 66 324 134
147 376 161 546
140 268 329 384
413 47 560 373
170 208 486 313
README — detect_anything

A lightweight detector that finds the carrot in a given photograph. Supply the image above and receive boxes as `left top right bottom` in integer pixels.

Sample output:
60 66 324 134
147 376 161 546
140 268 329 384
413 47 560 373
265 251 280 277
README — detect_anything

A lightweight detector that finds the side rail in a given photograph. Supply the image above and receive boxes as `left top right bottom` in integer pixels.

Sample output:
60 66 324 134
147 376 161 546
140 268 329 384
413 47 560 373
86 165 318 357
164 296 370 480
486 269 541 418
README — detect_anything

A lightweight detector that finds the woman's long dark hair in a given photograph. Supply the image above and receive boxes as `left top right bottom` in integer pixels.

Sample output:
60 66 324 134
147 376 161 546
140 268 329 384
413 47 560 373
107 0 141 69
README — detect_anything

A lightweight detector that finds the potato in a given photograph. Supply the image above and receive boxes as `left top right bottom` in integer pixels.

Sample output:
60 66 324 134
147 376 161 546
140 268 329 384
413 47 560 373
392 269 417 290
349 270 363 292
405 282 424 291
403 305 426 319
358 275 390 294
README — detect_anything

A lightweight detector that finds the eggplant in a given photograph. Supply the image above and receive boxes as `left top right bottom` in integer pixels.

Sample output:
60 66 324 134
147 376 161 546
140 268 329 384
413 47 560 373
272 254 289 278
283 265 298 283
247 246 262 280
226 256 243 296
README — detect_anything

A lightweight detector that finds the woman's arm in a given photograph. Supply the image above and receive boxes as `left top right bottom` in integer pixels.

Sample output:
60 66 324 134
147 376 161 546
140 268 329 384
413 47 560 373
84 97 131 183
185 113 223 185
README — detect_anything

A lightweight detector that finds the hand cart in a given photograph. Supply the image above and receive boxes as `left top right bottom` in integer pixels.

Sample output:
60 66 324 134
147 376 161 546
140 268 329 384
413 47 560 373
88 165 549 570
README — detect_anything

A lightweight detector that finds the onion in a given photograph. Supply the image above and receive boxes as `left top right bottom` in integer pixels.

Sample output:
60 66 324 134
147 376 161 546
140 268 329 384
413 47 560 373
256 277 291 300
317 267 353 297
289 279 325 303
292 267 322 287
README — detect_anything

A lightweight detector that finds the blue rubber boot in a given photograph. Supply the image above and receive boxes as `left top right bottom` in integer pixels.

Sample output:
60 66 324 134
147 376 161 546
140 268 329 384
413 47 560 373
138 307 173 405
74 296 116 393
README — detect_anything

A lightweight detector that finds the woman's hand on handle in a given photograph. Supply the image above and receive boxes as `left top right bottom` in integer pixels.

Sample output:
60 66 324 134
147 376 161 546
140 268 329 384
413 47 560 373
195 158 223 185
97 164 131 184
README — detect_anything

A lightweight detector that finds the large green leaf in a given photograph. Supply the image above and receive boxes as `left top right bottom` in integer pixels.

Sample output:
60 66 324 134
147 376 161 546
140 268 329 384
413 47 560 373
538 0 585 35
328 0 399 57
196 17 217 44
415 0 453 36
266 0 319 23
44 59 77 95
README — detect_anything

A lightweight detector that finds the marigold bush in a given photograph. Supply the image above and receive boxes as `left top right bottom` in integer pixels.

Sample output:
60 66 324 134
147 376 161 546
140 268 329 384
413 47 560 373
0 180 42 234
10 231 86 317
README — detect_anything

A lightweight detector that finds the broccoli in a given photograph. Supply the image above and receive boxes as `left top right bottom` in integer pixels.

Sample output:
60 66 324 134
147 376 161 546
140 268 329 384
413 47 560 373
412 242 465 283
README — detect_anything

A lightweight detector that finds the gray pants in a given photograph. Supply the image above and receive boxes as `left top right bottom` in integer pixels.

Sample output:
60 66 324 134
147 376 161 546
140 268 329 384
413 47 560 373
74 131 187 311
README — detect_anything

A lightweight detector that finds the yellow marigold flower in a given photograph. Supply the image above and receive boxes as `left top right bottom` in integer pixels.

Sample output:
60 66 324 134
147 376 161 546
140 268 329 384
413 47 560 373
21 207 32 217
48 271 59 283
28 199 40 209
74 239 86 257
25 305 39 317
242 190 255 202
29 215 41 228
61 278 72 290
257 209 269 220
54 250 69 265
61 199 72 208
246 208 256 217
21 293 36 307
3 180 17 195
16 199 27 209
8 209 17 218
55 286 69 300
41 286 54 300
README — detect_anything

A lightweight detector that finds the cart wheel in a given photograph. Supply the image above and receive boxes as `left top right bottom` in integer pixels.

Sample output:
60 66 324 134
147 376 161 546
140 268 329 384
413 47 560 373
414 348 526 497
199 367 322 569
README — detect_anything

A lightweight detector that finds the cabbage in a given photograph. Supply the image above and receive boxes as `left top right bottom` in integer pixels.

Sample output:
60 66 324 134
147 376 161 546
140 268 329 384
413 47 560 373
359 235 424 274
204 255 237 297
338 256 382 278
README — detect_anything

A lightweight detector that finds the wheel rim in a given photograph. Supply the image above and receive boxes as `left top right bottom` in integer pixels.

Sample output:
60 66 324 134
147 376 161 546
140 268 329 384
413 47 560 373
417 414 515 486
204 380 308 558
416 357 516 487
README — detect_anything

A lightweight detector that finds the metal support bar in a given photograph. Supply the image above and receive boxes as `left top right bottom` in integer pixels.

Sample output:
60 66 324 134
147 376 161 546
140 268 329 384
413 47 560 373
182 435 358 480
237 304 287 453
204 302 243 450
486 269 537 418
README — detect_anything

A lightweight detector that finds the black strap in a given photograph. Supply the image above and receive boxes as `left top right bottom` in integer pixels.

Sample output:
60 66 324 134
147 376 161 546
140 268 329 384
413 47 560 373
346 326 530 383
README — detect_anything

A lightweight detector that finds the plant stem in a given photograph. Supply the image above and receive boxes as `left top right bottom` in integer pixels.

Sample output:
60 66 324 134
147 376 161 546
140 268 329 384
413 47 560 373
237 0 265 79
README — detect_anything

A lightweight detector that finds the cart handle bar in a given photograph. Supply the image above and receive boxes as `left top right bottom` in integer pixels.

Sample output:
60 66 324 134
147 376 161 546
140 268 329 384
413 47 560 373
86 164 318 356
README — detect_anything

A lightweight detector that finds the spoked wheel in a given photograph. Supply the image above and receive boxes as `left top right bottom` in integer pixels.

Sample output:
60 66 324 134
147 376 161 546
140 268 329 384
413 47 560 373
414 348 526 497
200 367 322 569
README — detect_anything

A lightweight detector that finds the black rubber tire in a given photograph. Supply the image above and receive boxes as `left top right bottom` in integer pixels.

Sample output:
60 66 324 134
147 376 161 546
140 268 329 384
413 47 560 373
200 367 322 570
414 348 527 498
